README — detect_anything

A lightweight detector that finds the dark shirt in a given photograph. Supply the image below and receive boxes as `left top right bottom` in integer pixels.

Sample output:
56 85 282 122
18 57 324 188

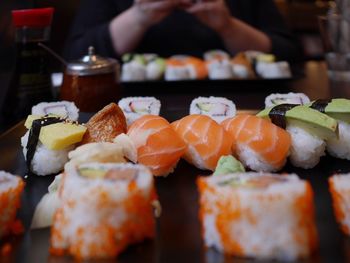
64 0 301 61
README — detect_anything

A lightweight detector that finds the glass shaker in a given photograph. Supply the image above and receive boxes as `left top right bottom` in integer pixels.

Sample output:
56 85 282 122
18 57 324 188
2 8 54 127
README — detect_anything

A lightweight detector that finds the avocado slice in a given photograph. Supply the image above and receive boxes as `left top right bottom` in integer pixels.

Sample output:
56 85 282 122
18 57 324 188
257 105 338 140
79 168 107 179
307 98 350 123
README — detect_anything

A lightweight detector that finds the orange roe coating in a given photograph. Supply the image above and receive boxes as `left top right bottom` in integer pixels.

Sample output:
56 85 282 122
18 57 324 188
329 177 350 235
0 178 25 238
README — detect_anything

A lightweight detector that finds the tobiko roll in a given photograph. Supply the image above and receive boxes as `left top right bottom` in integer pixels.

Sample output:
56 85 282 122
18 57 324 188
0 171 25 239
197 172 318 261
329 173 350 235
50 162 158 260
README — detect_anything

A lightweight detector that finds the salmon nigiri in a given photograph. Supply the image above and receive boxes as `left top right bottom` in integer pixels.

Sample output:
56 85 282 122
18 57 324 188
172 115 232 171
221 114 291 172
127 115 186 176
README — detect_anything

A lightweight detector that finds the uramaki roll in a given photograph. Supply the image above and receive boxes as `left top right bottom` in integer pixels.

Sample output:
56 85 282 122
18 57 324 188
0 171 25 239
197 172 318 261
50 162 158 260
329 174 350 235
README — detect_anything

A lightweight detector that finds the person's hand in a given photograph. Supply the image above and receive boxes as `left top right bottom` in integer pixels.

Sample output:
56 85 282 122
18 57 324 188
132 0 180 28
186 0 232 34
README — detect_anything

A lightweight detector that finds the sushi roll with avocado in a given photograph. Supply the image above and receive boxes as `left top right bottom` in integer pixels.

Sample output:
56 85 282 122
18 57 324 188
265 92 310 108
256 61 292 79
31 101 79 121
309 99 350 160
121 53 147 82
197 172 318 261
190 96 236 123
0 171 25 239
50 162 158 260
204 50 230 62
121 53 165 81
118 97 161 126
258 104 338 169
206 60 234 80
21 115 87 176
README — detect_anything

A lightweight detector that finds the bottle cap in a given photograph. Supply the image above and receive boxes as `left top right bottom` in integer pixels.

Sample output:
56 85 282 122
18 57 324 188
66 46 119 76
12 7 54 28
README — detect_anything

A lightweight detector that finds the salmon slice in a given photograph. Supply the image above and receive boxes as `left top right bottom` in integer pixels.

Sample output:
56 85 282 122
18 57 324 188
172 115 232 171
222 114 291 171
127 115 186 176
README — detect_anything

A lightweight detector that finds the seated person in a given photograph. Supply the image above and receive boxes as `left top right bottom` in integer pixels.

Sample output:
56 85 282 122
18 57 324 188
64 0 301 61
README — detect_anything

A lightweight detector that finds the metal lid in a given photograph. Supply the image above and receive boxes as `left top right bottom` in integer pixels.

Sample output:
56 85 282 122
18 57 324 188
66 46 118 76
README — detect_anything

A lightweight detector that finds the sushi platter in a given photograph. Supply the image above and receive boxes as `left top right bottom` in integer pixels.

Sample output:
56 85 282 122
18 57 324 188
2 95 350 263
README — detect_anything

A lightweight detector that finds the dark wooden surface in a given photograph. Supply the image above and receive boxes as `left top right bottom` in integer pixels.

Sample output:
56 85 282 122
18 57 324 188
1 61 350 262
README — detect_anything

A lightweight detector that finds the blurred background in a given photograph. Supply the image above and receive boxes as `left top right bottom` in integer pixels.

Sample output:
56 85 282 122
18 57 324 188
0 0 332 74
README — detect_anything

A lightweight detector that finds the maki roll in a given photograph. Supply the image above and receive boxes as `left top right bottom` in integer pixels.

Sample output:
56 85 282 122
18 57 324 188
121 53 165 81
258 104 338 169
204 50 233 80
31 101 79 121
172 115 232 171
21 115 87 176
50 162 158 260
222 114 291 172
329 173 350 235
265 92 310 108
256 61 292 79
231 52 255 79
197 172 318 261
0 171 25 239
118 97 161 126
189 96 236 123
203 50 230 62
165 55 208 81
206 60 234 80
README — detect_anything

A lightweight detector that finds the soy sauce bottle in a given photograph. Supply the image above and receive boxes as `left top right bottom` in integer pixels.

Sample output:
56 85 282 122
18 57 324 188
2 8 54 127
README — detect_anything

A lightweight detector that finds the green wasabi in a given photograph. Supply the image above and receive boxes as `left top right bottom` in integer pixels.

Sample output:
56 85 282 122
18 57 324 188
213 155 245 176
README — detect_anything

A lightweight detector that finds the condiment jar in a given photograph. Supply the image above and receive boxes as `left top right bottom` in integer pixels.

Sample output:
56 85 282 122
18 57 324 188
60 46 120 112
2 8 54 127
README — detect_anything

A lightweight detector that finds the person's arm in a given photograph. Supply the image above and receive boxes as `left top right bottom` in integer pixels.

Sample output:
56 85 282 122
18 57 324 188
109 0 180 55
186 0 271 54
186 0 301 61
